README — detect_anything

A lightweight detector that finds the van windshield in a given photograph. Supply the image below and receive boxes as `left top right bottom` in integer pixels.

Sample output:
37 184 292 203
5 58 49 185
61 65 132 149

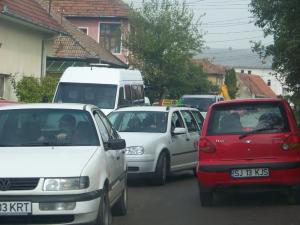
181 97 215 111
54 83 117 109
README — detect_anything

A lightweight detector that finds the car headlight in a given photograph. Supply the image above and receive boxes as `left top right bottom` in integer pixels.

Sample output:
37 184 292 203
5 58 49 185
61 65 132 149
126 146 144 155
43 177 89 191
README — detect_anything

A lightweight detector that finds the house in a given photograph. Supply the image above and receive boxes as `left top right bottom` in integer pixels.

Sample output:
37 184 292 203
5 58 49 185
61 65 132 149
192 59 228 87
236 73 277 99
0 0 64 100
48 0 129 64
195 48 289 97
35 0 127 76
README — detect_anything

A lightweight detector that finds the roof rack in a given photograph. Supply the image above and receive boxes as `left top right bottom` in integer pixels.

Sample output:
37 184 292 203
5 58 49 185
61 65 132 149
89 63 111 68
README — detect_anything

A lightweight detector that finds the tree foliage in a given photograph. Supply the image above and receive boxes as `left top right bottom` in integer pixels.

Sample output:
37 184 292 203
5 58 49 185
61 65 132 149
250 0 300 94
11 75 59 103
124 0 207 101
225 69 237 99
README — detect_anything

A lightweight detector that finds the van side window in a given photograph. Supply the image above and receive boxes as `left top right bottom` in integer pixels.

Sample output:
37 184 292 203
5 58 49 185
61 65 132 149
125 85 132 103
131 85 144 103
118 87 126 107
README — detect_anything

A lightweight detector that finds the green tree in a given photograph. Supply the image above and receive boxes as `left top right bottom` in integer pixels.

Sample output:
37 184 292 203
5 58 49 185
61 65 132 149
124 0 207 102
250 0 300 95
225 69 237 99
12 76 59 103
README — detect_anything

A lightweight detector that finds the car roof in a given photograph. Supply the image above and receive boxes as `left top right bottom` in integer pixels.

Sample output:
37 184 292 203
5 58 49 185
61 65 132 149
112 106 200 112
0 103 96 111
211 98 284 107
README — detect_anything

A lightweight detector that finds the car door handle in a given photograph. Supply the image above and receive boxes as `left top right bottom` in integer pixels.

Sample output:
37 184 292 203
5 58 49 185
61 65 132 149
186 138 190 141
117 156 120 160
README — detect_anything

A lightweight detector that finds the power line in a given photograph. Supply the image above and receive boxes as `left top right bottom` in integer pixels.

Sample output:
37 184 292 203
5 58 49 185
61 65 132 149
206 35 264 43
206 30 262 35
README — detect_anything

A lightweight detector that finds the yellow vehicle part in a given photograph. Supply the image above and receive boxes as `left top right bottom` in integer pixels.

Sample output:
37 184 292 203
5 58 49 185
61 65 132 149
219 84 231 100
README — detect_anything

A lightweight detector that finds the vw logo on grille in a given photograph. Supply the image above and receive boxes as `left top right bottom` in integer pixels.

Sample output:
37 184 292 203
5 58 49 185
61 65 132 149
0 178 11 191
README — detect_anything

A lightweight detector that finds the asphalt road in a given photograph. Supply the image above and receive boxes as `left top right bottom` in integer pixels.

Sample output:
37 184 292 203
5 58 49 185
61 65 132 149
113 171 300 225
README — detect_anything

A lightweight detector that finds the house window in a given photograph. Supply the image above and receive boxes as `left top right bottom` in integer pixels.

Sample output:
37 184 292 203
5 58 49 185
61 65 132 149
100 23 121 54
0 75 5 98
267 79 271 86
241 69 244 73
78 27 88 34
248 70 251 74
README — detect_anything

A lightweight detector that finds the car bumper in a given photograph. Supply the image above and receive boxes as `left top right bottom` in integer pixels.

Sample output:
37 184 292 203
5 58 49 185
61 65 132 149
0 190 103 225
126 154 155 174
197 161 300 190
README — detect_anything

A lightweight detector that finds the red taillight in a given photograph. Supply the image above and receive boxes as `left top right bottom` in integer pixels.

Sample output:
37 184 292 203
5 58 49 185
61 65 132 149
282 134 300 151
198 137 216 153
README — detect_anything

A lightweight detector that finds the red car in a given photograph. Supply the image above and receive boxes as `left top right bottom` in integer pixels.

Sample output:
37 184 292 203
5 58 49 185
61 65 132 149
197 98 300 206
0 99 19 106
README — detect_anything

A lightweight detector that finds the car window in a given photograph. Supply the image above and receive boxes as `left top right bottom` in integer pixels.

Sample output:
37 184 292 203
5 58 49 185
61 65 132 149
0 109 99 146
96 110 117 139
207 102 290 135
171 111 185 129
94 112 110 143
181 110 199 132
191 110 204 131
108 111 168 133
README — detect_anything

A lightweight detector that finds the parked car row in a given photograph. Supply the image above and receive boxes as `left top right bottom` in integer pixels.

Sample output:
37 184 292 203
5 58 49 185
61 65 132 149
1 81 300 224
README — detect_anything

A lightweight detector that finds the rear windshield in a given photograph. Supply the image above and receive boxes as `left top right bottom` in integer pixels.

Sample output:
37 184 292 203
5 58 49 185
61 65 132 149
181 97 215 111
108 111 168 133
207 102 290 135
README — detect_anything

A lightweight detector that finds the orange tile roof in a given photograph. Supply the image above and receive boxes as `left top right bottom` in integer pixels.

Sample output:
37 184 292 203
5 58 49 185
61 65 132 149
49 0 129 18
192 59 228 76
238 73 277 98
0 0 63 32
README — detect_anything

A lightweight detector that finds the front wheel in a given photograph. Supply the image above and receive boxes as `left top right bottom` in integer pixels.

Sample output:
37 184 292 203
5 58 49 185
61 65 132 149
112 183 128 216
96 189 111 225
153 152 168 185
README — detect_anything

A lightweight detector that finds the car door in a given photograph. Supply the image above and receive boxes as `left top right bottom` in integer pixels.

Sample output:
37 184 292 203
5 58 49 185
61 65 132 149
180 110 200 168
169 110 189 170
93 110 123 201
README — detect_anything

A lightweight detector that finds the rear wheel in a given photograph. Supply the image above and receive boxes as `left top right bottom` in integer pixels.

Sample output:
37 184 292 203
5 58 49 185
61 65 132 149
112 182 128 216
153 152 168 185
199 187 213 206
96 188 111 225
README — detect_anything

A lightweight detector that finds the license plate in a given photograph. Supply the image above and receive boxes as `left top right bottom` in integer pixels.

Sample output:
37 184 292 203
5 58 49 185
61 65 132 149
0 202 32 215
231 168 269 178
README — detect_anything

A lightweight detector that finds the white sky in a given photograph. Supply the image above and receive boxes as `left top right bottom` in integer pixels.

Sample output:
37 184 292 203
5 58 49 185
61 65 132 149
124 0 273 50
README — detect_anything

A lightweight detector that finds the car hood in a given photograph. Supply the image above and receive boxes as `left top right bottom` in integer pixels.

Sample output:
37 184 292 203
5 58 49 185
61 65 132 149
0 146 98 178
119 132 165 147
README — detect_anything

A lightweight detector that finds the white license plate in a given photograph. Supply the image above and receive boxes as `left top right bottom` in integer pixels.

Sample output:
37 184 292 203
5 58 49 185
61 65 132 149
231 168 269 178
0 202 32 215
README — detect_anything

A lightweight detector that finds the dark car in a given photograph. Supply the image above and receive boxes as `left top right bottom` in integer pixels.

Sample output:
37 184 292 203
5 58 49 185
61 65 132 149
197 98 300 206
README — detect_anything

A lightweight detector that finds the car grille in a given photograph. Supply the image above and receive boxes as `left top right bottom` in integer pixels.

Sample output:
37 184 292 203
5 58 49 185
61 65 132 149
0 215 74 224
0 178 39 191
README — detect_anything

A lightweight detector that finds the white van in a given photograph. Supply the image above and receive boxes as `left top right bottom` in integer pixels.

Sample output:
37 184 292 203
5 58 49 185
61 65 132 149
53 66 145 115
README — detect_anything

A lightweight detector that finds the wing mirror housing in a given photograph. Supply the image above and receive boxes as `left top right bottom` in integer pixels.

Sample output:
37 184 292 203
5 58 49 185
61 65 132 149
172 127 186 136
108 138 126 150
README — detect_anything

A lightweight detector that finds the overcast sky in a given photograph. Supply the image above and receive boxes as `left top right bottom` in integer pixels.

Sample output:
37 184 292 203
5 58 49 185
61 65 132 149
124 0 273 50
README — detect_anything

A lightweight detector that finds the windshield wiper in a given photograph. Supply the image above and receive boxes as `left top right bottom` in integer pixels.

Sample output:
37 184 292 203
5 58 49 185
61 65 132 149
239 127 280 139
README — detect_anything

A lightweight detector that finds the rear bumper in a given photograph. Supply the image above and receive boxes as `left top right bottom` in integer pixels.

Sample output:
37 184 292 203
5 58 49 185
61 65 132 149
197 161 300 190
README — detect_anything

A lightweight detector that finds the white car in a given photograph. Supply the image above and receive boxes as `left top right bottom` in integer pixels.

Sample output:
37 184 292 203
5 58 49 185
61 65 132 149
0 103 127 225
108 106 204 185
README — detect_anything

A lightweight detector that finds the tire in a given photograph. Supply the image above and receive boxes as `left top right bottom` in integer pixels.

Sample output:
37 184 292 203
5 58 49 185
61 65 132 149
199 187 213 206
192 167 197 177
153 152 168 185
112 182 128 216
96 189 111 225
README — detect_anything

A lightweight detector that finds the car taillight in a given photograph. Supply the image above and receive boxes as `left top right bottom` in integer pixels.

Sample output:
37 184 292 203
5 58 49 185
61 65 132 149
282 134 300 151
198 137 216 153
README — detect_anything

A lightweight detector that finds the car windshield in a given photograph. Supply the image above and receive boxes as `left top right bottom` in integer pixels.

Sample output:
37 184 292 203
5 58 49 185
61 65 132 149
108 111 168 133
181 97 215 111
54 82 117 109
0 108 99 147
207 102 290 135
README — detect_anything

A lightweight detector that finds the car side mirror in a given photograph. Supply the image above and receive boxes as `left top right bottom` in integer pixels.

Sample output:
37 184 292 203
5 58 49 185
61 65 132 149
107 138 126 150
171 127 186 136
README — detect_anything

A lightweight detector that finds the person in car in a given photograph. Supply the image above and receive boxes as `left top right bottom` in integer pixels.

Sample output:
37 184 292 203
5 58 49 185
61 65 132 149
56 114 76 142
